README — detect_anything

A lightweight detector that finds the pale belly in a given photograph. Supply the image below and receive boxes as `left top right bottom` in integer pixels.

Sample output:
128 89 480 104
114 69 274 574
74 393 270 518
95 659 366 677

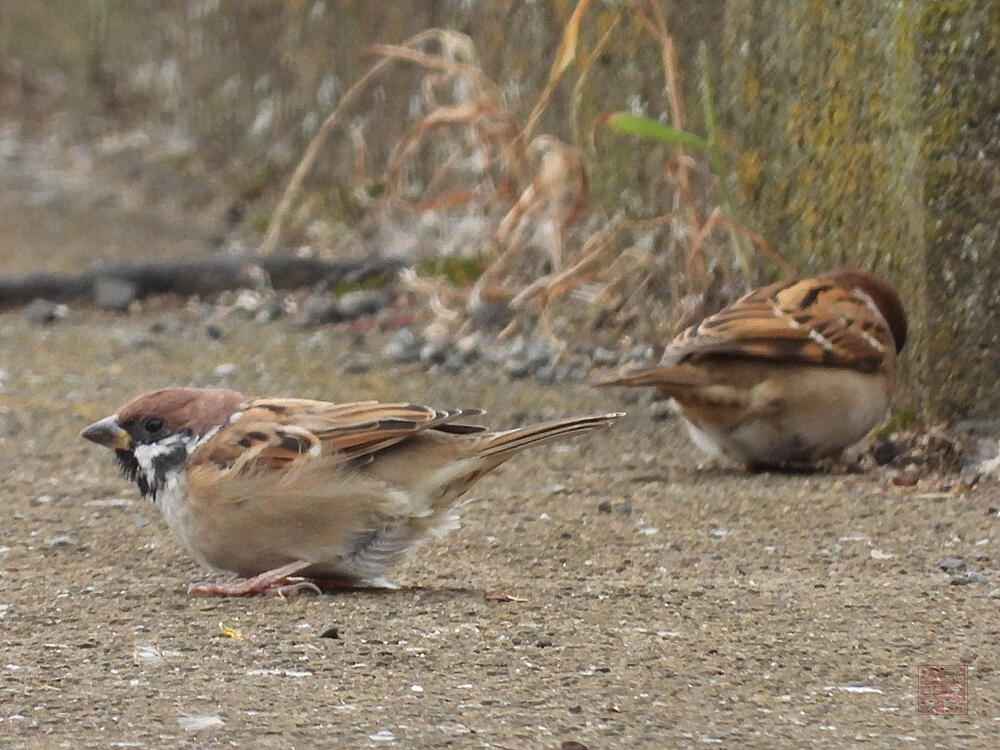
679 366 891 465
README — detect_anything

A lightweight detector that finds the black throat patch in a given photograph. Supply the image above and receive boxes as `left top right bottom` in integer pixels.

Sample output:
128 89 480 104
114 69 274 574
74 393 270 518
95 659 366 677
116 434 193 502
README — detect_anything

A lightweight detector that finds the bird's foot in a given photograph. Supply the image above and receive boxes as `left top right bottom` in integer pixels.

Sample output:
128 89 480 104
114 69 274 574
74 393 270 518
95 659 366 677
188 560 322 597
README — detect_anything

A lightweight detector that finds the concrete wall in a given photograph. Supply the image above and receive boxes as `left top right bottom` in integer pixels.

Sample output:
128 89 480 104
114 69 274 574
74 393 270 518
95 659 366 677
723 0 999 419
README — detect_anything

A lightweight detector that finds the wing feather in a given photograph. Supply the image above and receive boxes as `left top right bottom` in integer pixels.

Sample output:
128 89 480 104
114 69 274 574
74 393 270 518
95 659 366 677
663 277 895 371
190 399 487 473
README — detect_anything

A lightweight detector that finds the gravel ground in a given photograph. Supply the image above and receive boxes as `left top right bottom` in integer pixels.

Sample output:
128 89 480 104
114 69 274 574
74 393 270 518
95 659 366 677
2 148 999 750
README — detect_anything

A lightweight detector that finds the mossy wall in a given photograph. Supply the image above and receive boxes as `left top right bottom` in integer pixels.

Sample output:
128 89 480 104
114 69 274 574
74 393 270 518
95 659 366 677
723 0 999 420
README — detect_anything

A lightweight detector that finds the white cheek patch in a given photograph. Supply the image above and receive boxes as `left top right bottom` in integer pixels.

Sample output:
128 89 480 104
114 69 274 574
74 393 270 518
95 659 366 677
134 438 185 476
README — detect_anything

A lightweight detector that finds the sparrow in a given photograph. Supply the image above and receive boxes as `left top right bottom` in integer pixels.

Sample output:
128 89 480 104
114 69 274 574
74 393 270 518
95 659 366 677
81 387 620 596
597 268 907 469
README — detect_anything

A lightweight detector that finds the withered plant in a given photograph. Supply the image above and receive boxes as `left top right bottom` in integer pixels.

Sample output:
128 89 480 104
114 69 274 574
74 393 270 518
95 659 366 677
259 1 785 355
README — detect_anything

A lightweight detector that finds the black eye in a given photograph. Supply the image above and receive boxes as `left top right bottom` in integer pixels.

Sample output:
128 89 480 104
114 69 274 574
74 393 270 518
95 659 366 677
144 418 165 434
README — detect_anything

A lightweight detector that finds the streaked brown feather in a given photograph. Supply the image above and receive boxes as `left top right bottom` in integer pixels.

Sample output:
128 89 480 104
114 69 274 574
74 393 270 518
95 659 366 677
192 398 487 472
662 276 898 371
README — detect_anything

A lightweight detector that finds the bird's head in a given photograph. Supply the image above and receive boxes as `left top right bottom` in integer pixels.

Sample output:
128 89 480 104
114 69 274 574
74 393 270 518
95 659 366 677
820 268 908 353
81 387 245 501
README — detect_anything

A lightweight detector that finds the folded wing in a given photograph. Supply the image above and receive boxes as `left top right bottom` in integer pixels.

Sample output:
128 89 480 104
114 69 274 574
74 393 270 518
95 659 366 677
663 277 896 371
191 399 487 472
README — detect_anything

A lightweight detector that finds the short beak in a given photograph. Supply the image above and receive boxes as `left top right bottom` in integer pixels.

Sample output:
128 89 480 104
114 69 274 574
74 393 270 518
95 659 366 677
80 415 133 450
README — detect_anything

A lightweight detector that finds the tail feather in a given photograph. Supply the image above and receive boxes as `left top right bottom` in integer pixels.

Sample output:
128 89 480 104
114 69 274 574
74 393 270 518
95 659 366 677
594 364 709 390
478 413 622 458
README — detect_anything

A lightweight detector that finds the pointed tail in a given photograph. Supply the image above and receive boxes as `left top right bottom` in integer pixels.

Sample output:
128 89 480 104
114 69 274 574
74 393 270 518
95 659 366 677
593 363 708 390
478 413 622 458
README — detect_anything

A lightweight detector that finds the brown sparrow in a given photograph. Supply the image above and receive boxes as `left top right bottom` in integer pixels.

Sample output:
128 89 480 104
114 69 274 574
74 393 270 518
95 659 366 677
597 268 907 468
81 387 621 596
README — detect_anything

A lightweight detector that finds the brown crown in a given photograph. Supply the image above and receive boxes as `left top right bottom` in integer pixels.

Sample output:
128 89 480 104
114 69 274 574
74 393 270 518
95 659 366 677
116 387 246 436
820 268 908 352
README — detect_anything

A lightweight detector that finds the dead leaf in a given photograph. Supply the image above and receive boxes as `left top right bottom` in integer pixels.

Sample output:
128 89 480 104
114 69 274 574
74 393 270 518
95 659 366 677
218 621 244 640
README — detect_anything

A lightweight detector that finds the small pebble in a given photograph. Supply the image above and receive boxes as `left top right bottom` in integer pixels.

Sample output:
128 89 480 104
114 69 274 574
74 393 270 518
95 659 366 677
503 358 532 379
419 338 450 365
959 464 982 487
204 323 224 340
338 290 385 319
615 502 633 516
125 335 156 350
93 276 138 311
254 300 284 323
534 365 558 384
591 347 618 365
299 294 342 326
318 626 340 639
950 572 988 585
937 557 966 572
338 354 373 374
441 352 468 373
24 298 65 324
178 715 225 732
470 300 512 330
213 363 236 377
597 500 613 514
48 536 74 549
455 333 482 359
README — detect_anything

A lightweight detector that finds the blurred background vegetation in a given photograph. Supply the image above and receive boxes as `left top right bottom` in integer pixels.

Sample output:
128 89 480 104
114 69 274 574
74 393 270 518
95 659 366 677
0 0 996 420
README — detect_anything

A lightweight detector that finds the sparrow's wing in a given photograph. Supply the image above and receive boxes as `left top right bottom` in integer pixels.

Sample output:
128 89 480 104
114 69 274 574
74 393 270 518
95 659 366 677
662 276 896 371
192 399 487 472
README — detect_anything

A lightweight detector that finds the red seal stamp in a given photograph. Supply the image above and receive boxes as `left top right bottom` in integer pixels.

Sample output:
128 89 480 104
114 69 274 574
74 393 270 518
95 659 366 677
918 666 968 714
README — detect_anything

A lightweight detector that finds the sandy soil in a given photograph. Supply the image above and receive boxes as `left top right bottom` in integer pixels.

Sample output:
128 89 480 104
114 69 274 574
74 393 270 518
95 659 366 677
1 153 999 750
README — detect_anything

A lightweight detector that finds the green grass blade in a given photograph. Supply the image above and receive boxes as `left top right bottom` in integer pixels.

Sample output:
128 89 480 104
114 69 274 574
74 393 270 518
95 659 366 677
604 112 710 151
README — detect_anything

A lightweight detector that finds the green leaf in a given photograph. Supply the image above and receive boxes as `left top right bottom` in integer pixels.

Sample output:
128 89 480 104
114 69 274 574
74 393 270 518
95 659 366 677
604 112 710 151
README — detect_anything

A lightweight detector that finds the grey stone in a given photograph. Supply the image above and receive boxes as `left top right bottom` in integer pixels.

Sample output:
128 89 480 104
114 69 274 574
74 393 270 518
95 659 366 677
339 354 374 374
338 291 385 319
382 328 422 363
300 294 342 326
959 464 982 487
420 338 450 365
93 276 138 311
254 299 284 323
950 571 988 585
534 366 557 384
592 347 618 365
470 301 512 330
24 298 62 324
937 557 966 572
